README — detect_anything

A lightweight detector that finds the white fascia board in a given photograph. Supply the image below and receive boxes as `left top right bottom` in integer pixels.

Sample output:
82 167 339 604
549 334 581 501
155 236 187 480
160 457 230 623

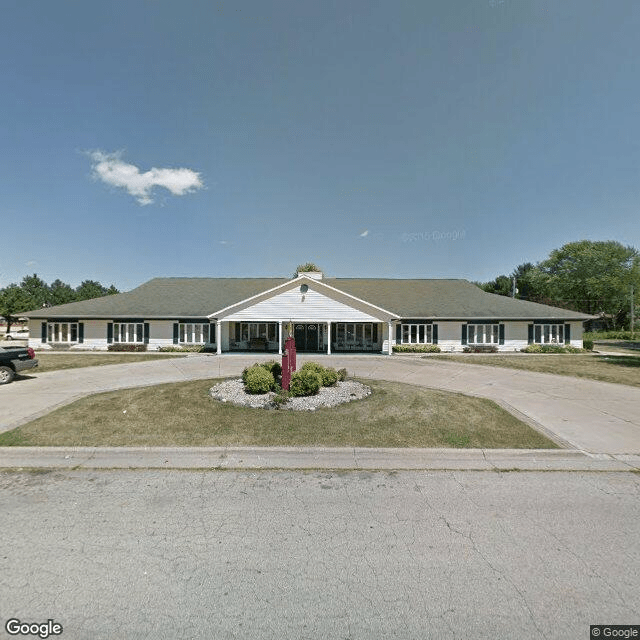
210 275 398 321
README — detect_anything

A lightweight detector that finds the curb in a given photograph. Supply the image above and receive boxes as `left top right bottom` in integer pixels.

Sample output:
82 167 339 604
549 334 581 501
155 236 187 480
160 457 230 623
1 447 639 472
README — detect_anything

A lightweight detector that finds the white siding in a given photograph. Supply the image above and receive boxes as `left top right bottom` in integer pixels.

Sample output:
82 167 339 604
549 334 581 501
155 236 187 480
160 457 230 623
435 321 463 352
147 320 174 351
224 286 382 322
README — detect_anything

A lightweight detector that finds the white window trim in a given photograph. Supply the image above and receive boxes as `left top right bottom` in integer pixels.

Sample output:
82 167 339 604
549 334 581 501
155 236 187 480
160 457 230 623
47 322 79 343
467 323 499 344
113 322 144 343
534 323 565 344
400 323 433 344
178 322 211 344
334 323 376 348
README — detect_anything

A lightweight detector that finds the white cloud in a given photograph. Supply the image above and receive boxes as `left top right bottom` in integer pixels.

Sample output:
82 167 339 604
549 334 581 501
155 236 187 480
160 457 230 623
89 151 204 205
359 229 369 237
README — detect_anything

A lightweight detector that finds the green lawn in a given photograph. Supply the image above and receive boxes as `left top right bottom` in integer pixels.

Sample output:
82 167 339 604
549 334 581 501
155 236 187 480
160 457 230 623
0 378 557 449
31 352 188 373
431 353 640 387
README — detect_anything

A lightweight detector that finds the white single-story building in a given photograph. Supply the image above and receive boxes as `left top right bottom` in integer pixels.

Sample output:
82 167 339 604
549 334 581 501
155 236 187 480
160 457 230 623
24 272 592 354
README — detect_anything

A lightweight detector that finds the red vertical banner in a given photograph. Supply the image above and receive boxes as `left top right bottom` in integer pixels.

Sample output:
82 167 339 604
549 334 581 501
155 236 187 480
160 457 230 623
281 350 290 390
286 336 296 372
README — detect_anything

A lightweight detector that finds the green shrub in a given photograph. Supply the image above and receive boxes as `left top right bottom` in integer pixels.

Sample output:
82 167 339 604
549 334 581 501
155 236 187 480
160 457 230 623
393 344 441 353
583 339 594 351
321 367 338 387
271 389 291 409
107 344 147 352
244 366 275 394
158 345 205 352
584 330 639 340
462 345 498 353
289 370 322 397
521 344 543 353
337 368 348 382
260 360 282 378
300 361 326 375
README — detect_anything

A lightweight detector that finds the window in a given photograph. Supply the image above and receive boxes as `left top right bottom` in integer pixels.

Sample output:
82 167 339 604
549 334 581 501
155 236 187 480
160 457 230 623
178 323 210 344
467 324 499 344
534 324 564 344
113 323 144 343
334 323 376 348
235 323 278 343
400 323 433 344
47 322 79 343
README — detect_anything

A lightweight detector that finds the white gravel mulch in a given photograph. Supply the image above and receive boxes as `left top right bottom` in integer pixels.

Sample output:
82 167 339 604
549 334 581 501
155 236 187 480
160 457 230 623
209 378 371 411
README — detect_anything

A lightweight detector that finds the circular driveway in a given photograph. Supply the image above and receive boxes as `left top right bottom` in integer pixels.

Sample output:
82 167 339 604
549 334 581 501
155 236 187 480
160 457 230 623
1 354 639 454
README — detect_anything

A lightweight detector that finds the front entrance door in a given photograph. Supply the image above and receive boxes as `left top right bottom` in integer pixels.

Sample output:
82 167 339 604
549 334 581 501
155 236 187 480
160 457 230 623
293 323 319 351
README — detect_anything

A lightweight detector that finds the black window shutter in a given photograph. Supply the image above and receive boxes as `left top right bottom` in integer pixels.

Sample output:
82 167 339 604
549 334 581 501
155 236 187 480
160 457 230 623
372 324 378 342
144 323 150 344
173 323 179 344
210 323 216 344
107 323 113 344
499 324 505 345
461 324 467 345
41 322 47 343
235 323 240 342
395 324 401 343
565 324 571 344
432 324 438 344
527 324 534 344
78 323 84 344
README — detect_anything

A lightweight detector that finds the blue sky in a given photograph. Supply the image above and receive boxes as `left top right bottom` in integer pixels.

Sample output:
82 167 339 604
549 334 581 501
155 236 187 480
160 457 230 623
1 0 639 290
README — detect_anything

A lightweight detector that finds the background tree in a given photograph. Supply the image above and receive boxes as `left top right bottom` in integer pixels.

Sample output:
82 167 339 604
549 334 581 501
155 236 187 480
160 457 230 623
294 262 322 278
49 279 76 306
20 274 50 310
529 240 640 328
75 280 111 301
0 284 30 332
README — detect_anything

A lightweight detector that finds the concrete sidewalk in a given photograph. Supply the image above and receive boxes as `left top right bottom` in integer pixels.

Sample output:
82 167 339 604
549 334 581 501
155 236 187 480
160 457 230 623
1 446 639 471
1 354 639 454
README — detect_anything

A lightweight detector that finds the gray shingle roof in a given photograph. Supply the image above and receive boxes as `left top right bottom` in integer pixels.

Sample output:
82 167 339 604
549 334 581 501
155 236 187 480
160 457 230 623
24 276 592 320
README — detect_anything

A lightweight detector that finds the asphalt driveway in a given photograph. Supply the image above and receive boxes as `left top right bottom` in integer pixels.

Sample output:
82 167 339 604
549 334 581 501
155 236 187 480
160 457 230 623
1 354 639 454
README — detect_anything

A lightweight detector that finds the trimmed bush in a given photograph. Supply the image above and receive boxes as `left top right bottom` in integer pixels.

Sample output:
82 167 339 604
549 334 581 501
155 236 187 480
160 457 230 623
260 360 282 378
158 345 205 352
583 339 594 351
520 344 583 354
321 367 338 387
244 366 275 394
289 370 322 397
462 345 498 353
107 344 147 352
300 361 326 375
337 368 348 382
393 344 441 353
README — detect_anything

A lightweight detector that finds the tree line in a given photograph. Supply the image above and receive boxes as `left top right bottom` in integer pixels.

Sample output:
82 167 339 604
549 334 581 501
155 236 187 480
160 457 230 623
478 240 640 330
0 274 119 332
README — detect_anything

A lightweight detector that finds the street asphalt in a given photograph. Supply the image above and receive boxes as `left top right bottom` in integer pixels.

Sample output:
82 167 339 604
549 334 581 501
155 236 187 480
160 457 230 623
1 353 639 455
1 468 638 640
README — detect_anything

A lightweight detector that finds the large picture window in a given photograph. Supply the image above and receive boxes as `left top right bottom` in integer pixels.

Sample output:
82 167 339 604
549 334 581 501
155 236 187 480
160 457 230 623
467 324 499 344
113 322 144 343
333 323 376 349
534 324 564 344
400 323 433 344
178 323 210 344
234 323 278 343
47 322 78 343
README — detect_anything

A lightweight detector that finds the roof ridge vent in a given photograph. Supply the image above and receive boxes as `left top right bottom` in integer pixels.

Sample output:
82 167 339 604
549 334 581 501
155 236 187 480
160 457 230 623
299 271 323 280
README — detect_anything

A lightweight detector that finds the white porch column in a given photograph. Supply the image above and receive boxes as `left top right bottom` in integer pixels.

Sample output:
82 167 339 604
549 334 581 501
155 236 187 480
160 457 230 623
278 321 283 355
216 320 222 355
387 321 393 355
327 322 331 355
